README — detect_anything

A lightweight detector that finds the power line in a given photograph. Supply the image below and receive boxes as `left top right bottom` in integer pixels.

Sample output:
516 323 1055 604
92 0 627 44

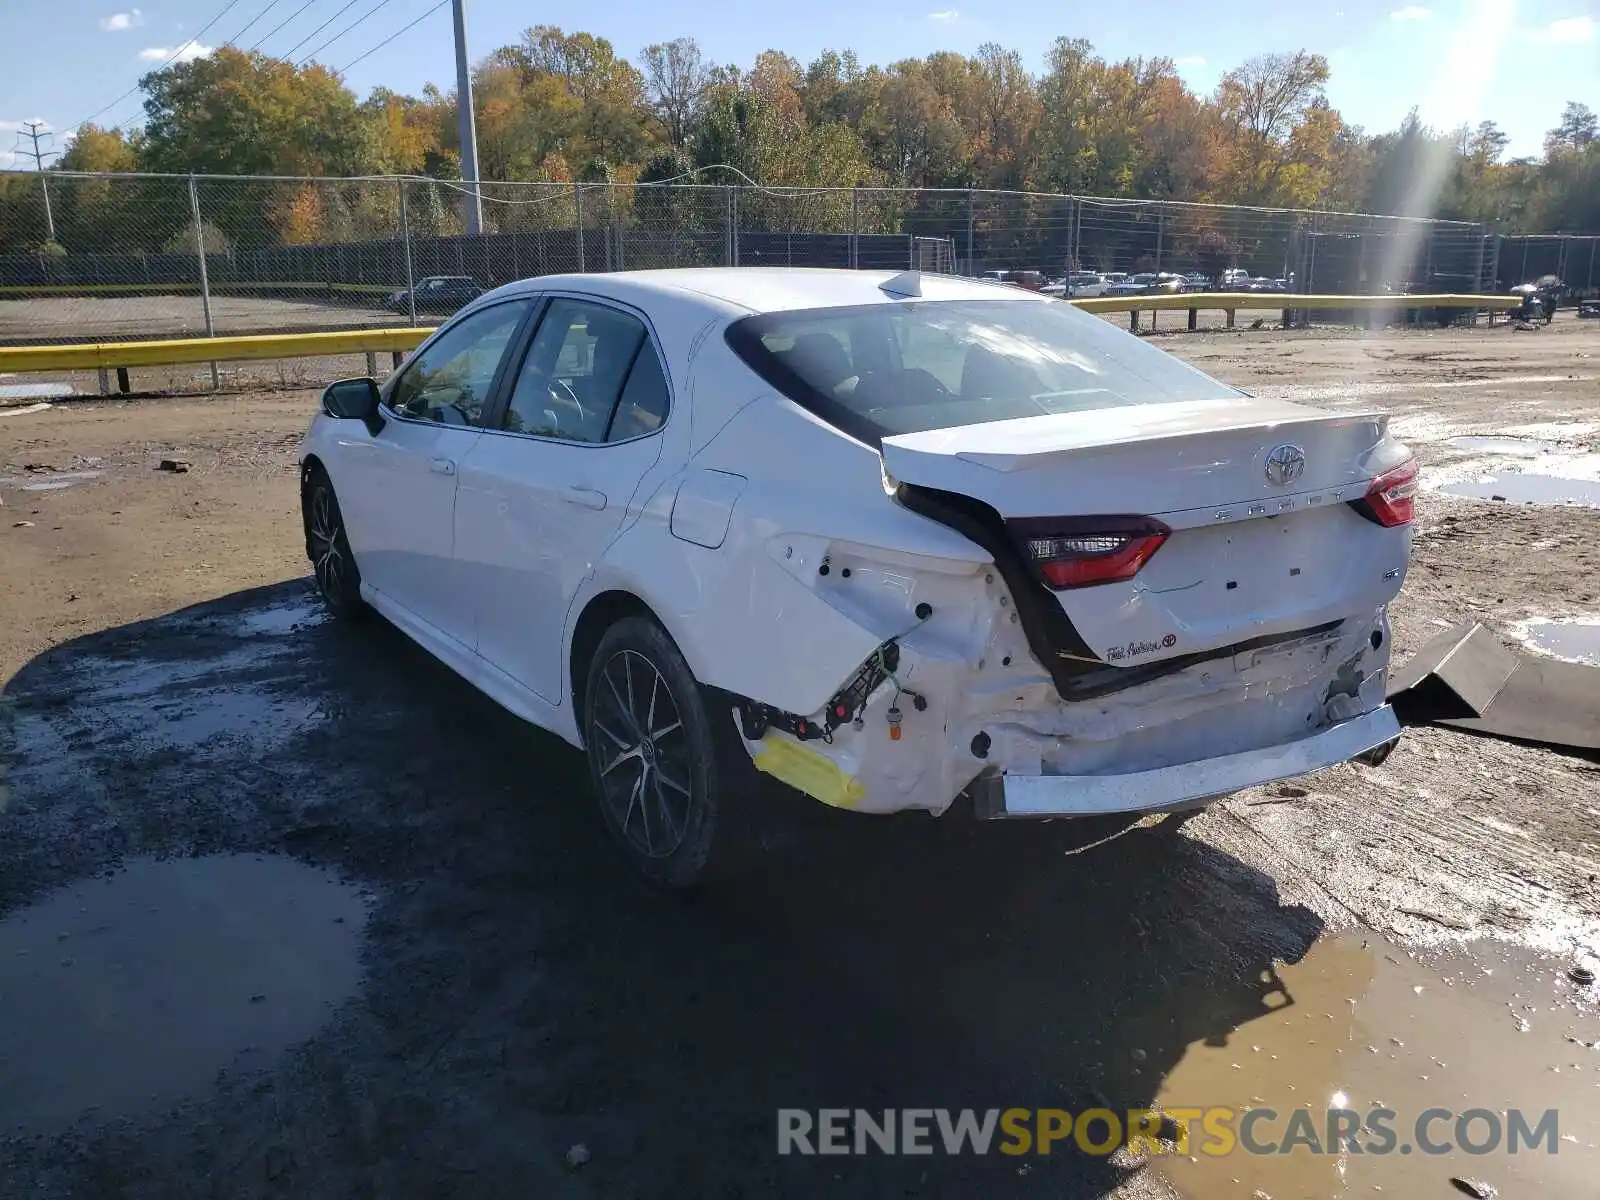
334 0 448 74
279 0 368 61
297 0 397 66
71 0 250 130
249 0 322 53
12 121 60 243
225 0 287 47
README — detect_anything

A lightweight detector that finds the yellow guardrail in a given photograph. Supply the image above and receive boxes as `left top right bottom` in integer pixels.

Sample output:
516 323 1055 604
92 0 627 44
0 326 433 373
0 292 1524 379
1069 290 1522 313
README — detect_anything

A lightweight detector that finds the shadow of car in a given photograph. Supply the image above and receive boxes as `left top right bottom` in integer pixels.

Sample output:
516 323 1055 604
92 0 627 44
0 579 1328 1197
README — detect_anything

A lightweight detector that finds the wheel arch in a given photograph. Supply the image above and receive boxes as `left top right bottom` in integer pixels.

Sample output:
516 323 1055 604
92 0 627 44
568 589 677 726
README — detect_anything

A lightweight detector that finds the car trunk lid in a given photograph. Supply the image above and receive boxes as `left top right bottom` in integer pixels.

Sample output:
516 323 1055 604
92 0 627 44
883 396 1406 668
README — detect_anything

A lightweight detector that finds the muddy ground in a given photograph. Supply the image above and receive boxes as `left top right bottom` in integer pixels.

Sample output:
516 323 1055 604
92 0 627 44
1 315 1597 1199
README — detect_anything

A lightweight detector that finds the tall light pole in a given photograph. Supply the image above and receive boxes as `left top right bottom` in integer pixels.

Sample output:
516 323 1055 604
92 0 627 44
14 120 59 245
451 0 484 236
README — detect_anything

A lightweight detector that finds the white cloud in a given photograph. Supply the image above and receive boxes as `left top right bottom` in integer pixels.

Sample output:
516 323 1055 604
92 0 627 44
99 9 143 31
927 9 959 20
138 42 214 63
1390 5 1432 18
1529 15 1594 43
1174 55 1207 67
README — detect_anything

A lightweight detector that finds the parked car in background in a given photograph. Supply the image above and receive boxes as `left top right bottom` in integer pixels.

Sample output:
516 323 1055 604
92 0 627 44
301 267 1410 887
1183 273 1211 290
979 269 1048 291
1107 272 1188 296
1042 272 1111 298
1219 268 1251 289
387 276 486 314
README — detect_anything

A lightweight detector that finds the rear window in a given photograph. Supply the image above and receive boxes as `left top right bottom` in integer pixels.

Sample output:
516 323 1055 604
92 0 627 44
725 299 1242 445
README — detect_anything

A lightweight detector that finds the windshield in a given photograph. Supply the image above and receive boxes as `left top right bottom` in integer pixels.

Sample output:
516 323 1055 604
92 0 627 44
724 299 1243 444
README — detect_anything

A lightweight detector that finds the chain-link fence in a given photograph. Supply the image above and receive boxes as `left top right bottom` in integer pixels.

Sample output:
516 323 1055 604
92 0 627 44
3 169 1590 348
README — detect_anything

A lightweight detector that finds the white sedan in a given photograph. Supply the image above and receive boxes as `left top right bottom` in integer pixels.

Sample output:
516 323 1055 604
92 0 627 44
300 268 1413 887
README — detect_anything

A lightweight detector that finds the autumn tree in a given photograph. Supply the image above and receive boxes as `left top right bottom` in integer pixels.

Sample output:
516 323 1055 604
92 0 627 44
1211 51 1331 204
640 38 712 147
140 48 373 177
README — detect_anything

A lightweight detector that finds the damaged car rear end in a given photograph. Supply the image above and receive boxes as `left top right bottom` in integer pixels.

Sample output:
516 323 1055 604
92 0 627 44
714 286 1410 821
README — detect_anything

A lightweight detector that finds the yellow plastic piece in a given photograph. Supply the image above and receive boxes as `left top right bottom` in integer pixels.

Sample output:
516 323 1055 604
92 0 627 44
751 734 867 810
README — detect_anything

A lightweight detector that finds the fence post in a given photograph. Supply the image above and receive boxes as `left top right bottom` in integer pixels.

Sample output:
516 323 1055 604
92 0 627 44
725 186 734 266
731 187 740 266
850 188 859 270
966 190 975 276
1588 236 1597 293
575 183 585 272
1471 226 1488 324
187 174 219 390
615 184 625 272
1154 210 1164 272
908 232 915 270
398 180 418 326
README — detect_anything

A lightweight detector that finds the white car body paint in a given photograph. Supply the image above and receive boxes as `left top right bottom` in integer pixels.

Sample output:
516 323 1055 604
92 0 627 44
301 268 1409 819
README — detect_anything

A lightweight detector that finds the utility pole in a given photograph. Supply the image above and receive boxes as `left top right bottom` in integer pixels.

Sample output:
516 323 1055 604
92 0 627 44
13 120 58 244
451 0 484 236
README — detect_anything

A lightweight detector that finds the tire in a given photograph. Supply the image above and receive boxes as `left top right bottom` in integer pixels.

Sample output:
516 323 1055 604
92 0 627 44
582 615 744 890
302 463 366 621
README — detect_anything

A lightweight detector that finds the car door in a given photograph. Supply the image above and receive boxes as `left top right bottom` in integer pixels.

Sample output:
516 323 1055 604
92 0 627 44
334 298 533 647
454 296 671 703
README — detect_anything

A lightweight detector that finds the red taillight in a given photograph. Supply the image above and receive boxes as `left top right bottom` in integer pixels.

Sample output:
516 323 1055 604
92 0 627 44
1354 457 1419 527
1007 517 1170 590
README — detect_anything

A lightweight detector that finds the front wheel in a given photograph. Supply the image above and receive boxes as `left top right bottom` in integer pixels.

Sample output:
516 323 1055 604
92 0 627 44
582 616 743 889
302 463 366 620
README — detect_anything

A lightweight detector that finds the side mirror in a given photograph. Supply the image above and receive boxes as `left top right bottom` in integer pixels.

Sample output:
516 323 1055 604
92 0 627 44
321 377 383 434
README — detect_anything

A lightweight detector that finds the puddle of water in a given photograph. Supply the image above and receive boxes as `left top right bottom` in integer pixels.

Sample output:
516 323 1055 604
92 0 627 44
1444 436 1562 456
1153 933 1599 1199
0 470 104 492
234 598 325 637
1516 618 1600 666
154 690 325 750
1440 474 1600 506
0 855 367 1132
1501 421 1599 441
0 382 73 400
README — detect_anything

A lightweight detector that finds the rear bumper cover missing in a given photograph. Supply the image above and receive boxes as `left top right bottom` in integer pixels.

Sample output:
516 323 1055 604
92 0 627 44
973 705 1402 819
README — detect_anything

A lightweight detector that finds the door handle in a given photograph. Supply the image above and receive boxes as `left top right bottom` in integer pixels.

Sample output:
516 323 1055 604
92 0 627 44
430 457 456 476
559 485 608 511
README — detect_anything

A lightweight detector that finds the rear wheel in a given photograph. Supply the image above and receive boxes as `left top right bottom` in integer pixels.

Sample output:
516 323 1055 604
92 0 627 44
582 616 742 889
302 463 365 620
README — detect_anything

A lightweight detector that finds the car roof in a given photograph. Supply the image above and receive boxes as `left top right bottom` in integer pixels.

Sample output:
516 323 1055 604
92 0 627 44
486 267 1038 318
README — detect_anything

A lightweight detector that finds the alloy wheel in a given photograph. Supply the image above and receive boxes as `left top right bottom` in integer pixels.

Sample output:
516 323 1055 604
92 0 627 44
589 649 693 860
307 483 347 602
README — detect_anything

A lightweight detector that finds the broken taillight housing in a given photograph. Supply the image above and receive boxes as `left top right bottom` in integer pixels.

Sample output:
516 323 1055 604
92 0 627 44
1352 456 1419 527
1007 516 1171 590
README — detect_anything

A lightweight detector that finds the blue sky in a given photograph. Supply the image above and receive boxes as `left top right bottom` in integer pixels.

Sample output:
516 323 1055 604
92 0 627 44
3 0 1595 172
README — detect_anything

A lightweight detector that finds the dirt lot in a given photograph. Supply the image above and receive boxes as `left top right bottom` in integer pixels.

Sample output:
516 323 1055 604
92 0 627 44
1 316 1598 1199
0 293 403 344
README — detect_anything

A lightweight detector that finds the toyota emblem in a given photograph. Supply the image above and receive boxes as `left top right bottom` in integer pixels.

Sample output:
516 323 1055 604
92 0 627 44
1264 443 1306 486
